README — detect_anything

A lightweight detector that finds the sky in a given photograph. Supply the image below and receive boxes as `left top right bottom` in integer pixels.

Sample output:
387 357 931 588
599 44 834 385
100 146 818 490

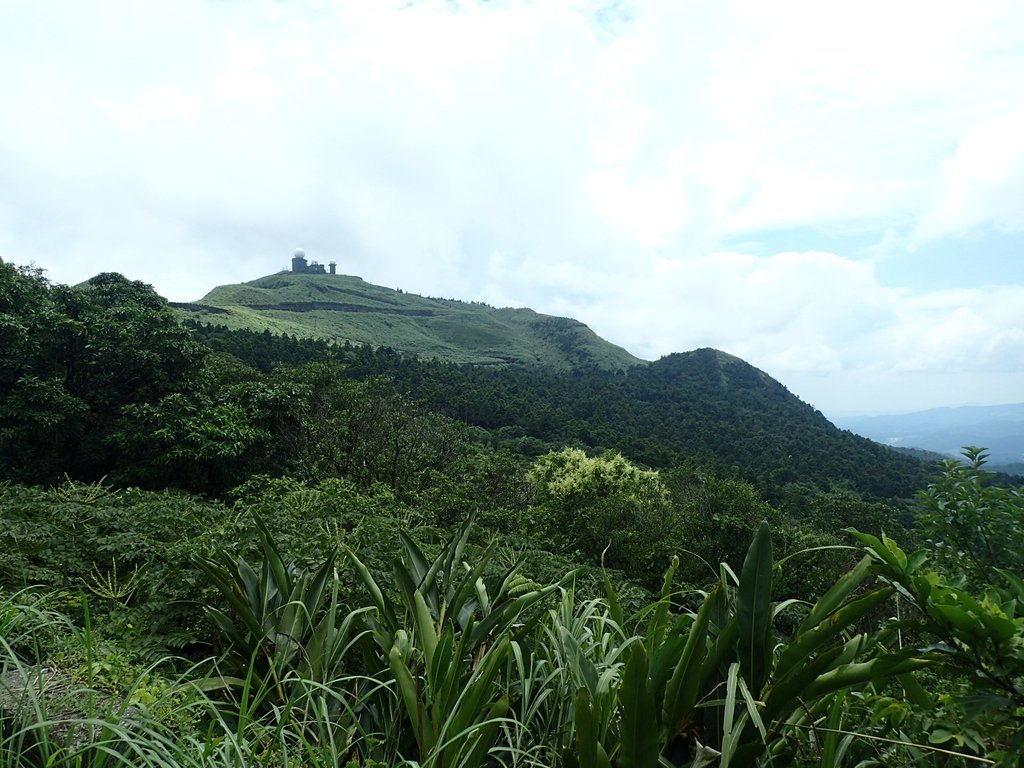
2 0 1023 416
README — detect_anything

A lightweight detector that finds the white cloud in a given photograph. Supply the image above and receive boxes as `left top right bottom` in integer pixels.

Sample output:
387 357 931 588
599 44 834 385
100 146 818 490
917 109 1024 238
501 248 1024 411
2 0 1024 412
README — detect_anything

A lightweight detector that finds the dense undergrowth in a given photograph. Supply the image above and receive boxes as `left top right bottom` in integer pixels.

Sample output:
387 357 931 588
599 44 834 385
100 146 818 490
3 263 1023 765
3 454 1023 766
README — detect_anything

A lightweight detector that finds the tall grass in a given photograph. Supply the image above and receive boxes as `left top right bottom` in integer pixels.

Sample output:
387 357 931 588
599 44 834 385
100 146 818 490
1 587 395 768
2 523 989 768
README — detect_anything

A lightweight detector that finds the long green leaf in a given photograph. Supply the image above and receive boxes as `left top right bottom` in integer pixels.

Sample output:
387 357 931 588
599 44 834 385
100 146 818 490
400 529 430 586
256 515 290 596
800 651 937 702
720 662 746 768
662 586 718 736
448 540 498 628
775 586 893 681
414 588 438 670
574 688 599 767
300 546 337 630
389 644 433 756
796 555 872 634
346 546 398 633
455 695 509 768
194 557 265 640
736 521 773 696
646 556 679 652
618 643 660 768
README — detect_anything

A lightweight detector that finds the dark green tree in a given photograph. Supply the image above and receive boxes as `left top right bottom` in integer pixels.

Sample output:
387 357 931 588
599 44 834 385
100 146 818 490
0 264 207 484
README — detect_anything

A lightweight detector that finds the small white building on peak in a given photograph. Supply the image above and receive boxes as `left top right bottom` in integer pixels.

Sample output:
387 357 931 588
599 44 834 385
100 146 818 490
290 248 335 275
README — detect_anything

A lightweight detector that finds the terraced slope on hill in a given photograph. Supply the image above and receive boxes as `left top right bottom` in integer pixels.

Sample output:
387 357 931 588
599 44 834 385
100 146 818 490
173 272 641 371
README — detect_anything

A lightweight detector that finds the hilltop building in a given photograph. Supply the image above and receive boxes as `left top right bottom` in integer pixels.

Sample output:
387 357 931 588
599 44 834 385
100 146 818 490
291 249 336 275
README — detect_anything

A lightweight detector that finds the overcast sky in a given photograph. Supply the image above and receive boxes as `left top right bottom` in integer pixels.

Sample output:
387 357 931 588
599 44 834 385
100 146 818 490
2 0 1023 415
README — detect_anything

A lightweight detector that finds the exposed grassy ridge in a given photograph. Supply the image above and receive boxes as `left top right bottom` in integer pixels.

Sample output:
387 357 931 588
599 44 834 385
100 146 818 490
173 272 642 371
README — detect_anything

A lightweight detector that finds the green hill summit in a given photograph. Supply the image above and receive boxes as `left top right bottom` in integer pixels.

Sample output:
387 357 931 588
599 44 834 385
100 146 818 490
173 265 642 372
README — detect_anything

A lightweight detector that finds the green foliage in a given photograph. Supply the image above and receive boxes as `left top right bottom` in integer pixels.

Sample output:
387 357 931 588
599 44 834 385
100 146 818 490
2 476 1009 768
527 449 674 581
186 310 933 502
108 356 308 494
551 521 934 767
848 448 1024 765
6 262 1014 767
194 517 364 705
347 517 566 766
0 482 226 658
916 446 1024 588
0 264 207 485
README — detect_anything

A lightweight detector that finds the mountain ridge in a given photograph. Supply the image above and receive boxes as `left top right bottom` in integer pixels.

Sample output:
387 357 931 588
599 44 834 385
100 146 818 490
175 269 935 497
172 271 642 372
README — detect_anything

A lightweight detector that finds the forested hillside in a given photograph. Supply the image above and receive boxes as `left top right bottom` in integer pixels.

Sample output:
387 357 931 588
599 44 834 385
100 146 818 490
189 322 933 499
3 262 1023 766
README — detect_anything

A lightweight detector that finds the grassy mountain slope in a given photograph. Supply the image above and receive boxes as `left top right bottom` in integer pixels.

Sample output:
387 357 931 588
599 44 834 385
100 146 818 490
173 272 642 371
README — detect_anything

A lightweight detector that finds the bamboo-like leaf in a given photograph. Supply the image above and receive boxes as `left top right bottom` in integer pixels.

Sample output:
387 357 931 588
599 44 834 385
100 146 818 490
414 588 438 670
737 521 773 696
764 640 865 722
647 621 688 694
736 674 766 741
446 635 511 741
574 688 599 768
448 540 497 626
617 643 660 768
468 582 561 650
236 557 263 613
662 586 718 736
646 556 679 652
395 556 423 617
256 516 290 596
346 546 398 633
898 671 931 709
300 546 337 628
775 587 893 681
456 694 509 768
474 574 490 616
432 623 464 717
603 569 626 630
496 555 526 600
204 606 252 653
389 643 433 756
400 529 430 586
559 624 600 697
845 528 907 575
698 611 739 690
192 675 251 693
796 556 872 634
427 517 473 601
305 579 343 680
719 662 746 768
195 557 265 640
799 651 937 703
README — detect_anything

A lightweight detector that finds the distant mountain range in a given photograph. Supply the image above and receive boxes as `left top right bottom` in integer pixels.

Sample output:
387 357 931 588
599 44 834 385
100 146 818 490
172 271 641 372
834 404 1024 473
